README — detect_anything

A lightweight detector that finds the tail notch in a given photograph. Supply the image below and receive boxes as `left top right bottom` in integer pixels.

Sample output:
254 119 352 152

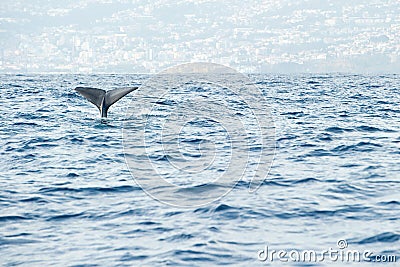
75 86 138 118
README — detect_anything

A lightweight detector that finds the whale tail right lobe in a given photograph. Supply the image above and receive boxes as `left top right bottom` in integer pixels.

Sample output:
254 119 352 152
75 87 138 118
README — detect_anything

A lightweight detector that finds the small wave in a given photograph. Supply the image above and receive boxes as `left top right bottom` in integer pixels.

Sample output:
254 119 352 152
155 99 176 105
299 143 317 148
4 233 31 238
39 185 140 194
120 253 148 262
115 208 146 217
137 221 160 225
222 240 265 247
307 80 320 84
19 196 48 203
20 137 61 150
174 183 227 194
291 177 320 184
159 233 194 242
46 212 86 221
325 126 354 133
317 133 333 141
332 142 382 153
356 125 393 132
281 111 306 117
209 226 219 232
13 122 39 127
357 232 400 244
235 178 319 189
277 134 299 142
259 179 291 187
366 84 382 89
0 237 40 246
379 108 400 114
303 148 332 157
180 137 204 144
193 203 267 220
0 215 32 222
275 205 371 220
214 203 235 212
341 163 362 168
194 203 237 214
8 84 23 88
327 184 376 197
164 211 184 217
378 200 400 206
171 249 239 266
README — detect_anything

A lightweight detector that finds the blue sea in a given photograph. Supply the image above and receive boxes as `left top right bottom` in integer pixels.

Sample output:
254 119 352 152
1 74 399 266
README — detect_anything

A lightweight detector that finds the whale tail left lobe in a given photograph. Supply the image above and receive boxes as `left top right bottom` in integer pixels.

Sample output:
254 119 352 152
75 87 138 118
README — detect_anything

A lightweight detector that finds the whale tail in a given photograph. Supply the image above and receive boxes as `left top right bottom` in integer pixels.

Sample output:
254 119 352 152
75 87 138 118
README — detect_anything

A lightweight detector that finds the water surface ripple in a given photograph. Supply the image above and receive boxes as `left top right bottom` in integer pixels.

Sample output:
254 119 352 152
0 74 399 266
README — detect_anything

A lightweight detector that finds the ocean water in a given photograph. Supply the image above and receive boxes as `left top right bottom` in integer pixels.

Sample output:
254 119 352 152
0 74 399 266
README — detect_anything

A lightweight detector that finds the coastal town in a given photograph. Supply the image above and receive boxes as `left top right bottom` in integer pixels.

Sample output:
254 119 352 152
1 0 399 73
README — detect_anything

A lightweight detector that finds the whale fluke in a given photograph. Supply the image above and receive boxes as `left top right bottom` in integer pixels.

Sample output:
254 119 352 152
75 87 138 118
